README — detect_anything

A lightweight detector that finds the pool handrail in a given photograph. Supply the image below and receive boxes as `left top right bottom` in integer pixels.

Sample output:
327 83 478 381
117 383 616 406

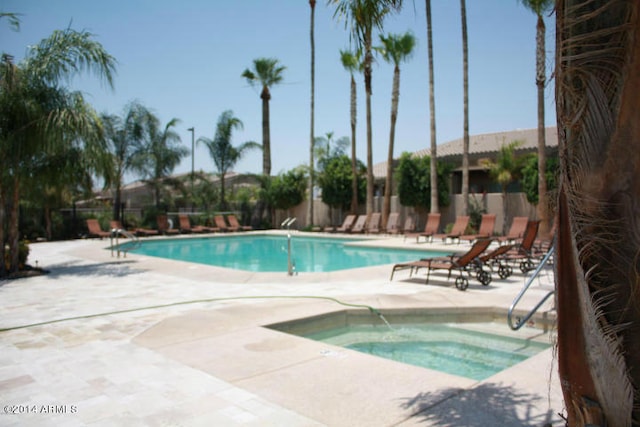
507 240 556 331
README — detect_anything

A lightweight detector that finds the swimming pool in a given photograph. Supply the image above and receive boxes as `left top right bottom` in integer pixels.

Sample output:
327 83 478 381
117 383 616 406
127 234 448 273
268 309 553 381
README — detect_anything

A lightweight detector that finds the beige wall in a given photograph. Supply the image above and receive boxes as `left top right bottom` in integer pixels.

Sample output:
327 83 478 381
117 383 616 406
276 192 540 235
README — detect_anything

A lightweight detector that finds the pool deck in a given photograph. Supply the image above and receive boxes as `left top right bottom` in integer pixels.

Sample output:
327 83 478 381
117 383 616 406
0 231 564 426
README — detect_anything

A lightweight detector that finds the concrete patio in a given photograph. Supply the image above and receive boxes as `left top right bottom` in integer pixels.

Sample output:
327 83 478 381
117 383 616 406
0 232 564 426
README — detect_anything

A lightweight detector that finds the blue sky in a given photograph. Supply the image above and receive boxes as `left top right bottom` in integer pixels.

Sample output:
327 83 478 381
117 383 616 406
1 0 556 184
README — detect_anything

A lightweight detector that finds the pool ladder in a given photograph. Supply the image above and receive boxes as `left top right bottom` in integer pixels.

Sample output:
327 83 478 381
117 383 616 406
110 228 141 258
281 217 297 276
507 241 556 330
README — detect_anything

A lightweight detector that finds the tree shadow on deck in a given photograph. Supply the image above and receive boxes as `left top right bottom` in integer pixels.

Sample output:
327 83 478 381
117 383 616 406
43 259 146 279
399 382 564 426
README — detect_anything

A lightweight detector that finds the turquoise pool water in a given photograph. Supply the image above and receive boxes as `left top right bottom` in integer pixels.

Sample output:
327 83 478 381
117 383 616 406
305 322 550 381
127 235 448 273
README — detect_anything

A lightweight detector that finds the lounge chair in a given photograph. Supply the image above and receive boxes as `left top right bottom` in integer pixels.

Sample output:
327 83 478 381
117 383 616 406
459 214 496 243
398 216 416 235
179 214 216 233
478 243 515 279
433 215 470 244
335 214 356 233
405 213 441 243
502 220 544 273
496 216 528 245
384 212 400 234
157 215 179 235
110 220 159 237
390 238 493 290
86 219 111 239
227 214 252 231
366 213 382 234
350 215 367 233
214 215 229 232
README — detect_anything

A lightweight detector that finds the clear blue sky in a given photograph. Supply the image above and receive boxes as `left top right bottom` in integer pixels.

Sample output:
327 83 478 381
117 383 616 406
1 0 556 184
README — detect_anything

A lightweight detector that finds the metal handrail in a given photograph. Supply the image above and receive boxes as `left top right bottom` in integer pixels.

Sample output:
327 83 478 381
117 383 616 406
281 217 297 276
507 241 556 330
110 228 141 258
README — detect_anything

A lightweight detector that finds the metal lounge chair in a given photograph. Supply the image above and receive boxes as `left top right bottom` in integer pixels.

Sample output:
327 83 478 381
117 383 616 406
213 215 230 232
334 214 356 233
433 215 470 244
399 216 416 235
477 243 515 279
366 213 382 234
390 238 493 290
179 214 216 233
503 220 543 273
86 219 111 239
157 215 179 235
496 216 529 245
404 213 441 243
459 214 496 243
110 220 159 237
227 214 251 231
350 215 367 233
384 212 400 234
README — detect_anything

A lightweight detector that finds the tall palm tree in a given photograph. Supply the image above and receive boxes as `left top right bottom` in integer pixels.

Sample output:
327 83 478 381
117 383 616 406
480 140 528 235
330 0 404 217
460 0 470 216
136 115 189 208
377 31 416 227
425 0 438 214
555 1 640 424
197 110 260 211
0 27 115 275
308 0 316 227
340 48 362 214
519 0 553 236
241 58 285 177
100 102 151 222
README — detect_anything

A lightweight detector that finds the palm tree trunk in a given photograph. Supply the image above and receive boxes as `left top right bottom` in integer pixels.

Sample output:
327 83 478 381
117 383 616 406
113 184 122 222
364 29 374 217
350 74 358 215
556 1 640 424
460 0 470 216
383 66 400 227
426 0 438 214
535 14 548 235
307 0 316 227
0 186 6 277
261 87 271 177
8 176 20 272
220 173 226 211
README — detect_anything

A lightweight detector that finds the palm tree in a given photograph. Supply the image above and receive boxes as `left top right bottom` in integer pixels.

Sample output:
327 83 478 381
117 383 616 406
0 27 115 275
241 58 285 177
425 0 438 214
330 0 404 217
460 0 469 216
519 0 553 236
0 11 20 31
555 1 640 424
377 31 416 227
197 110 260 210
480 140 528 235
100 102 151 222
135 115 189 208
308 0 316 227
339 48 362 214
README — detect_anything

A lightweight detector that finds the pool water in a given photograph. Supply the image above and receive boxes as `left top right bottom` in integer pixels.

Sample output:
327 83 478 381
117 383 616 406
127 235 448 273
305 322 550 381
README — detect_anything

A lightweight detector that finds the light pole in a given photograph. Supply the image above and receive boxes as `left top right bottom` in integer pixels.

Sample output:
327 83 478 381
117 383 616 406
187 127 195 210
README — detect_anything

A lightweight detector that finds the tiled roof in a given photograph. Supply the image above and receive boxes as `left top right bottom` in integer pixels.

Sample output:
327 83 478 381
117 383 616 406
374 127 557 178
